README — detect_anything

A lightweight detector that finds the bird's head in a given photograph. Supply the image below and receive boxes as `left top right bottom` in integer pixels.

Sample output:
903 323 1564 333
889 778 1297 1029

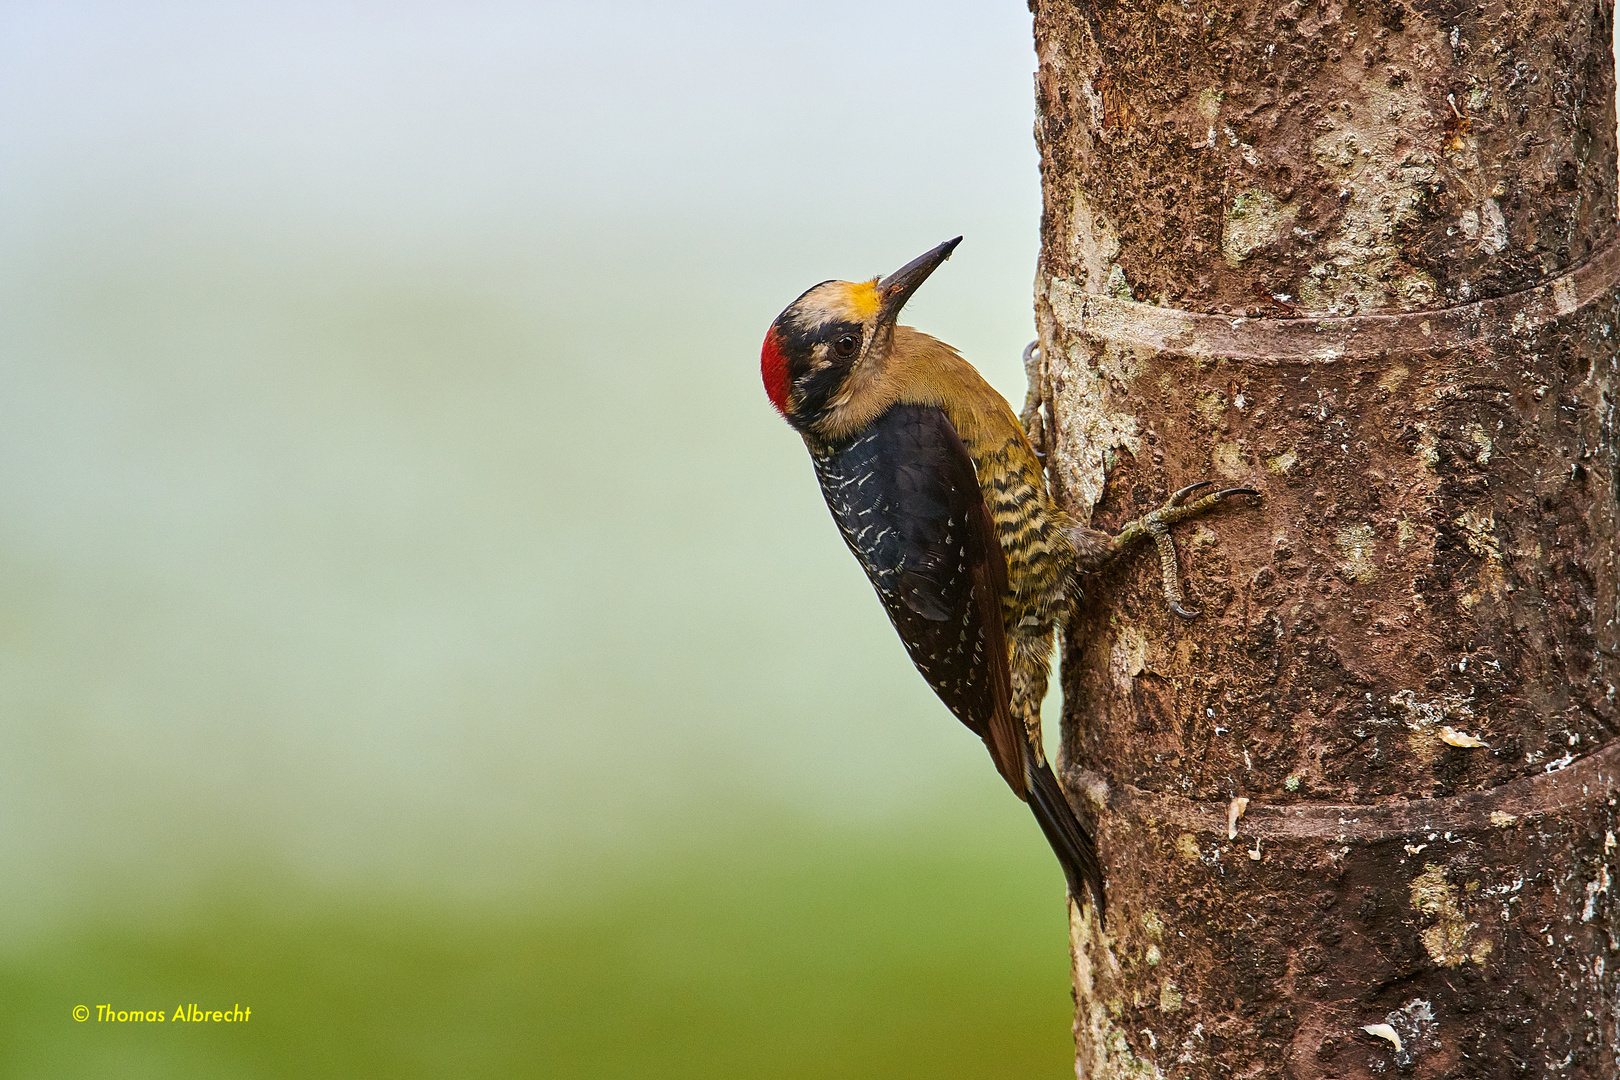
761 237 961 436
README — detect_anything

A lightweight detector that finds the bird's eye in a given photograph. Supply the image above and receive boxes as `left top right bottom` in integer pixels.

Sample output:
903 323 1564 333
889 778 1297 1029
832 334 859 359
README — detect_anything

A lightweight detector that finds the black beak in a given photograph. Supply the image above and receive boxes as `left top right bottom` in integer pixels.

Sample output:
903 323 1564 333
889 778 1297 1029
877 237 962 324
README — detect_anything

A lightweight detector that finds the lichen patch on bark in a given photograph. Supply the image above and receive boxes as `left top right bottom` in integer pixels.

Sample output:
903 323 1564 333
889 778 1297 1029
1408 863 1493 967
1332 522 1378 581
1037 278 1146 521
1223 189 1299 265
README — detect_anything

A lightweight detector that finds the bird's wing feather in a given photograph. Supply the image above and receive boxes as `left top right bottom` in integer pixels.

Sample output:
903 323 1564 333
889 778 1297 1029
808 404 1025 798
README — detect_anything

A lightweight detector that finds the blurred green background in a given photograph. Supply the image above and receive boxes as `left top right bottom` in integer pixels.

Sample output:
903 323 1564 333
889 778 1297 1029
0 3 1077 1075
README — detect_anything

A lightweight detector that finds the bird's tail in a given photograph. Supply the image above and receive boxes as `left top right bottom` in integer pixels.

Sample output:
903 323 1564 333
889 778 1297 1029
1024 746 1107 924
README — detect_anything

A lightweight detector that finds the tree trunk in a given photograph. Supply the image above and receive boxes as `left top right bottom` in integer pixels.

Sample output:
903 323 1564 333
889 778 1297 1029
1029 0 1620 1075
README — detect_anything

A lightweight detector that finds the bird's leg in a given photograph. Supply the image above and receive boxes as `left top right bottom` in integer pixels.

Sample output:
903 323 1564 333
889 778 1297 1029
1069 481 1259 618
1010 627 1057 764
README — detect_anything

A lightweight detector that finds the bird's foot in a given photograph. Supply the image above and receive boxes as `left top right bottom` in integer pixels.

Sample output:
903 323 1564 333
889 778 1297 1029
1019 341 1048 462
1096 481 1260 618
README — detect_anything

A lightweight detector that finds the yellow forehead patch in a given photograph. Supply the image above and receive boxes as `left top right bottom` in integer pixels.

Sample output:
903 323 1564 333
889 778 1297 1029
845 278 882 319
790 278 885 330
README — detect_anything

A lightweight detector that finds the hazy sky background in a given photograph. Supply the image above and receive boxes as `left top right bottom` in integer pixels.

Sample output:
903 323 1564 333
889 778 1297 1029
2 2 1042 253
0 2 1053 937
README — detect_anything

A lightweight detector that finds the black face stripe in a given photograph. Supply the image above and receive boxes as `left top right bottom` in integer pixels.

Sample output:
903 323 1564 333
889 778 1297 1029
792 362 848 425
776 317 864 360
769 311 867 431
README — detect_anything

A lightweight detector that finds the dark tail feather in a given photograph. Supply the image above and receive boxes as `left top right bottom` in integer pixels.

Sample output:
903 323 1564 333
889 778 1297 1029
1024 749 1107 924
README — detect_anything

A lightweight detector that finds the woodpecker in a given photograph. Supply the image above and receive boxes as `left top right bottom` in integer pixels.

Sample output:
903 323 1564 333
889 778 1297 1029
761 238 1255 918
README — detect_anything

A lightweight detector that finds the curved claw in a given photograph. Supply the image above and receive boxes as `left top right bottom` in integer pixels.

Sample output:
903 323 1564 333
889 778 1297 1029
1093 478 1260 618
1168 480 1213 506
1023 341 1040 365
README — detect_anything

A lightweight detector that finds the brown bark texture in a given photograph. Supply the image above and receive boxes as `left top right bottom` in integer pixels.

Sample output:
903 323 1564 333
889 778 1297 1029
1029 0 1620 1075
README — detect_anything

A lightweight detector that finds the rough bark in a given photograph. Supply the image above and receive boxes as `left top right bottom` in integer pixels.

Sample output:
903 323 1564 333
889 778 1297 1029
1030 0 1620 1075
